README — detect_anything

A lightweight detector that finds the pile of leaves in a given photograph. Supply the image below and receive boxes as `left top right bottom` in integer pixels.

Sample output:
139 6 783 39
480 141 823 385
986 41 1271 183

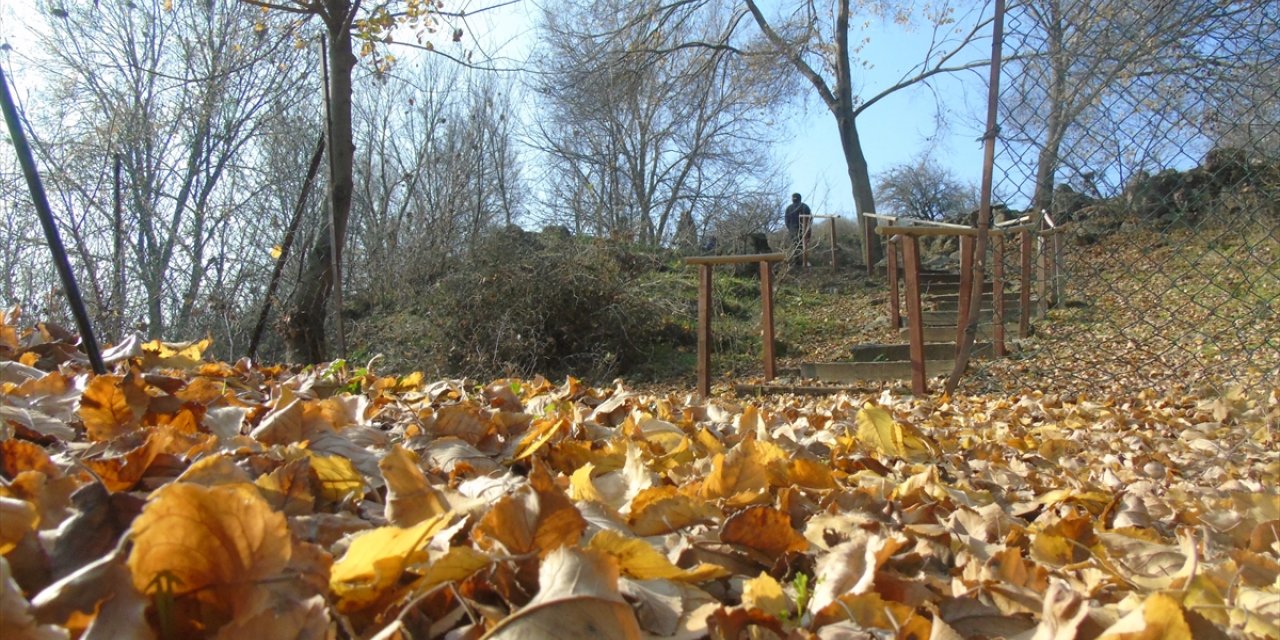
1 311 1277 639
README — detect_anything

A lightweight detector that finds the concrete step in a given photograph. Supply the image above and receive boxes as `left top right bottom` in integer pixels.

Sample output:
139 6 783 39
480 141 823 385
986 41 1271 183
924 290 1023 303
929 299 1031 313
801 359 953 382
847 342 993 361
901 325 1001 342
916 309 1021 325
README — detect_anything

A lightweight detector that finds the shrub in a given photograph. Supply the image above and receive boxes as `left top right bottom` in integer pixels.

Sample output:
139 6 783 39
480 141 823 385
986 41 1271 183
424 227 691 381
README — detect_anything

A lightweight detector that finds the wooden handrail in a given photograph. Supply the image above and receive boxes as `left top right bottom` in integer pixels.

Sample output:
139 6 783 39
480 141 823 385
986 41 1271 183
684 252 785 266
684 253 785 397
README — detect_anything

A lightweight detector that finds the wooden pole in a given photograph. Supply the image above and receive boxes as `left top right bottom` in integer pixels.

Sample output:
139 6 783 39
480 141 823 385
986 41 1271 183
320 37 346 360
1020 229 1032 338
944 0 1004 394
829 216 837 272
993 234 1007 357
759 260 776 381
1037 234 1048 318
901 235 927 395
955 235 975 347
886 237 900 329
697 264 713 397
0 62 105 374
1052 230 1064 307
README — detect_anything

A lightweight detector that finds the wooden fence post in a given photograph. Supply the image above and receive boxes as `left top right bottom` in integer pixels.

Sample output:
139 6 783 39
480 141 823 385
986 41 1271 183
993 234 1006 357
886 237 900 329
759 260 776 382
901 235 927 395
1020 230 1033 338
697 264 712 397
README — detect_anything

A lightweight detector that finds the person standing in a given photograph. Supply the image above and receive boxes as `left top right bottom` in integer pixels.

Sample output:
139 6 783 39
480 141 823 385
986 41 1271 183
784 193 811 265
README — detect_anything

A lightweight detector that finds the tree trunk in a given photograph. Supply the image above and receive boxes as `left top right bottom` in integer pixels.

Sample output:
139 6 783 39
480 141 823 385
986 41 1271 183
281 1 357 363
832 0 879 271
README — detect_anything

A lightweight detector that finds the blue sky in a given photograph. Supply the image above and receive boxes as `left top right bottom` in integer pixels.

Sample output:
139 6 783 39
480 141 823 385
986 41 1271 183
778 14 993 218
2 0 994 220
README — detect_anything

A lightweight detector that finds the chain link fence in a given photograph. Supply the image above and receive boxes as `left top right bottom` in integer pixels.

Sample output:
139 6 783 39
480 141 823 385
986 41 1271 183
968 0 1280 399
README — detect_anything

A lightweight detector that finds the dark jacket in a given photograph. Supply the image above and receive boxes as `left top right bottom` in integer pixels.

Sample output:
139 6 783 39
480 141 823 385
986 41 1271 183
785 201 810 232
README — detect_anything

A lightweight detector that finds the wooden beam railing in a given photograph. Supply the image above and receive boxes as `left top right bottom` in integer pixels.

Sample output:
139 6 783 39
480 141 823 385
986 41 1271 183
875 216 1065 395
683 253 786 397
800 214 840 272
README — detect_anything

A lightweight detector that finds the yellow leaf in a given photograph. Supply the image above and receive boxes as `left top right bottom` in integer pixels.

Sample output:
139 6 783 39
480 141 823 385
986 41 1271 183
379 445 448 526
513 417 566 461
140 338 211 370
269 245 283 260
417 546 491 590
855 403 932 461
306 452 364 502
1097 592 1193 640
127 482 290 612
254 457 316 516
587 530 687 581
330 511 455 612
742 572 787 618
0 497 38 554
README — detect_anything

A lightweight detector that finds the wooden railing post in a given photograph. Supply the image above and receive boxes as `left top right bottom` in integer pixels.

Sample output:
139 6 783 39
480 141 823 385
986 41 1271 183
901 235 927 395
1037 233 1049 318
886 237 900 329
993 234 1006 357
1051 229 1064 307
1020 229 1033 338
956 235 975 347
697 264 713 397
684 253 785 397
759 259 776 382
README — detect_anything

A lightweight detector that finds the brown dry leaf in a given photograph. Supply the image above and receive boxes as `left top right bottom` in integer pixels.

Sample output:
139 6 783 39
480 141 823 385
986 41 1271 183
433 403 494 446
700 439 781 506
255 456 316 516
811 590 924 634
127 482 291 611
82 428 174 493
1 439 59 478
720 505 808 558
329 511 456 612
212 593 329 640
626 486 719 536
249 399 309 445
480 546 642 640
175 453 252 486
379 445 448 526
473 461 586 556
808 530 909 614
79 371 150 441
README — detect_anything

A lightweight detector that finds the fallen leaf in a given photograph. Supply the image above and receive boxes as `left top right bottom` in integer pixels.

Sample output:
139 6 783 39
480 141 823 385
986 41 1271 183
379 445 448 526
127 482 291 613
330 511 455 611
480 546 642 640
720 505 808 558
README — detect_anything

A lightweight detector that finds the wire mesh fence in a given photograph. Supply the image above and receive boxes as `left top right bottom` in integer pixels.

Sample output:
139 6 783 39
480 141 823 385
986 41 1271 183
970 0 1279 399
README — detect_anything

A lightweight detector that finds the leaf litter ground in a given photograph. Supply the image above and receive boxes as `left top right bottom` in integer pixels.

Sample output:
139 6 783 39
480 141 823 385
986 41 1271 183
1 229 1278 640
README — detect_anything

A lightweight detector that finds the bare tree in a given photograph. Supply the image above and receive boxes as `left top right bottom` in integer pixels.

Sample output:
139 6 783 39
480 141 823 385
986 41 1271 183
530 0 786 247
876 153 975 220
346 59 523 303
25 0 309 342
